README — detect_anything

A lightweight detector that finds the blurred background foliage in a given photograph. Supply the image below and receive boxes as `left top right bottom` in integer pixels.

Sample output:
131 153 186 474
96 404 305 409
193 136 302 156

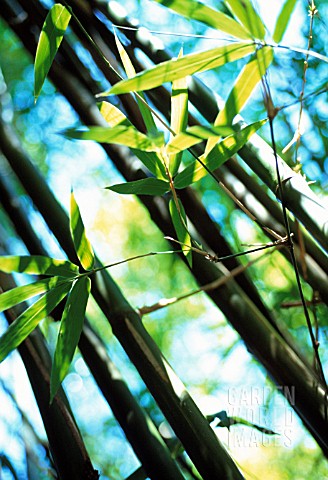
0 0 327 478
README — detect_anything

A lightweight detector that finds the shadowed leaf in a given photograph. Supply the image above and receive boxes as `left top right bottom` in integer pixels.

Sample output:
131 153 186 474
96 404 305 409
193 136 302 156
273 0 298 43
50 276 91 402
106 178 170 196
63 126 159 152
169 199 192 266
174 119 267 188
70 191 95 271
0 277 68 313
114 32 158 136
153 0 252 39
169 48 188 175
105 43 255 95
0 282 72 363
0 255 79 277
34 4 71 101
225 0 266 40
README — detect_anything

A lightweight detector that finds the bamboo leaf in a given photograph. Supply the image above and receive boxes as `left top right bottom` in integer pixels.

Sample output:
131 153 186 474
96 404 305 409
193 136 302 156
166 125 235 154
106 178 170 196
0 282 72 363
105 43 255 95
50 276 91 402
99 101 131 127
34 4 71 101
0 255 79 277
204 47 273 155
169 199 192 266
273 0 298 43
0 277 68 313
63 126 159 152
70 191 95 271
169 48 188 176
153 0 252 40
114 32 158 136
174 119 267 188
99 101 166 178
225 0 266 40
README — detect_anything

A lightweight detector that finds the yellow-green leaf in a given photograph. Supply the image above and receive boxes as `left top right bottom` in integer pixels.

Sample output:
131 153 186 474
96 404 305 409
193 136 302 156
0 277 69 313
153 0 252 40
169 199 192 266
273 0 298 43
106 43 255 95
114 32 158 136
99 102 166 178
0 255 78 277
50 276 91 402
174 119 267 188
169 48 188 176
70 191 95 271
106 178 170 196
99 101 131 127
225 0 266 40
205 47 273 155
0 282 72 363
63 126 159 152
166 125 234 154
34 4 71 101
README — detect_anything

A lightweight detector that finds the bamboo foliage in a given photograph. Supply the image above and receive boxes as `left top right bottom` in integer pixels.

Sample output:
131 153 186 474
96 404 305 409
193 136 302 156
0 0 327 478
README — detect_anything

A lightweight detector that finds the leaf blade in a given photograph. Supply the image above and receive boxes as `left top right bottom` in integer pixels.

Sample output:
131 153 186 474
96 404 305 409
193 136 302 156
106 43 255 95
34 3 71 101
0 282 72 363
169 48 189 175
204 47 273 155
106 178 170 196
225 0 266 40
273 0 298 43
70 191 95 271
0 276 68 313
174 119 267 188
0 255 79 277
166 125 235 154
153 0 252 40
50 276 91 401
169 199 192 266
63 125 158 152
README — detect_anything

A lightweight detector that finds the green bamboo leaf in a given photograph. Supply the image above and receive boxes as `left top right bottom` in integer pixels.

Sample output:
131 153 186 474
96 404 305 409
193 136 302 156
0 282 72 363
114 32 158 136
153 0 252 40
204 47 273 155
99 101 166 179
63 126 159 152
174 119 267 189
106 178 170 196
169 48 188 176
166 125 234 154
273 0 298 43
70 191 95 271
225 0 266 40
105 43 255 95
0 276 68 313
50 276 91 402
169 199 192 266
0 255 79 277
34 4 71 102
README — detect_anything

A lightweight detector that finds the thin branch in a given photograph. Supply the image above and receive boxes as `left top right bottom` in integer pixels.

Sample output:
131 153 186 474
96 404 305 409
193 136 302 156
138 251 271 316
